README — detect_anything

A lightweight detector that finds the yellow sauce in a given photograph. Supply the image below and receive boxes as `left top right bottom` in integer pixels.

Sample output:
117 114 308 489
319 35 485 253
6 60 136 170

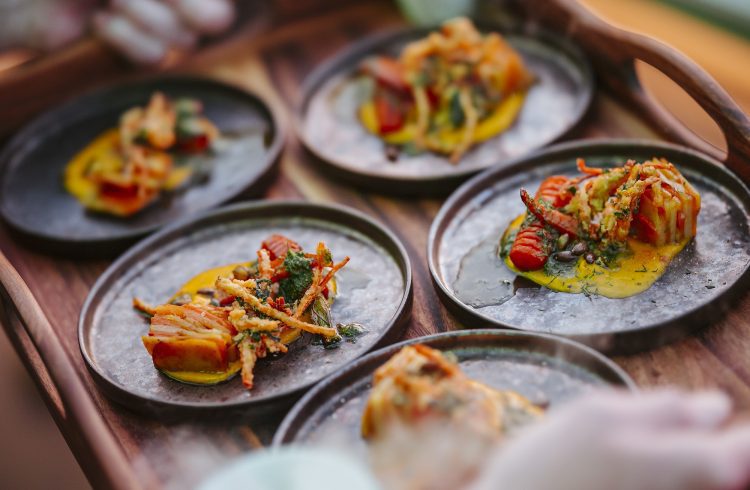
64 129 122 208
159 262 338 384
359 92 526 147
64 128 191 214
503 215 690 298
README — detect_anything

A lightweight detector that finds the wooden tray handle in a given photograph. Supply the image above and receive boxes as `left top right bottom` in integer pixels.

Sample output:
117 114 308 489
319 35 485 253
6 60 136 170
0 251 140 490
515 0 750 183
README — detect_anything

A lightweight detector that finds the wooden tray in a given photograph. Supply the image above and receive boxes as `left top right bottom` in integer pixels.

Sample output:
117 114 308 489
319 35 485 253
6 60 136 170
1 1 749 489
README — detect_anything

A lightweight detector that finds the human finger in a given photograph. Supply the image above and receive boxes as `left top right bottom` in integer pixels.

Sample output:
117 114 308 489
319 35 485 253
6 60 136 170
169 0 235 35
111 0 196 49
93 11 168 65
563 390 731 430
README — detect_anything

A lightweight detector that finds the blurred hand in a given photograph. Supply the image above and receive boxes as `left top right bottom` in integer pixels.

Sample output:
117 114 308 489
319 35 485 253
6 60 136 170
0 0 234 65
469 390 750 490
93 0 235 64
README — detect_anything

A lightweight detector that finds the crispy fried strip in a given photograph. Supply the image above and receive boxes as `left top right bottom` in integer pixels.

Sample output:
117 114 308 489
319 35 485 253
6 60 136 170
294 268 322 319
320 257 350 289
217 278 338 338
257 249 273 280
239 337 258 389
231 314 280 332
413 85 430 146
450 87 478 164
133 297 157 316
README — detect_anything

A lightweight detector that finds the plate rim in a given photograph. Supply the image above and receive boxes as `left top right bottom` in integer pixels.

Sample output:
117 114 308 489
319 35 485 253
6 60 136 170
294 23 595 193
427 138 750 353
0 74 286 250
272 328 636 446
77 200 414 414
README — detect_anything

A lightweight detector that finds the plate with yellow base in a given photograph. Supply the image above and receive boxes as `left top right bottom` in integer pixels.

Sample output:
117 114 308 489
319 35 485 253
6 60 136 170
428 139 750 353
0 76 283 256
297 24 593 195
79 201 412 418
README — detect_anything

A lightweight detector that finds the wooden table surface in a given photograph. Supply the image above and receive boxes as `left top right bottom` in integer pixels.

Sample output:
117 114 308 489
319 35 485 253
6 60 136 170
2 1 750 489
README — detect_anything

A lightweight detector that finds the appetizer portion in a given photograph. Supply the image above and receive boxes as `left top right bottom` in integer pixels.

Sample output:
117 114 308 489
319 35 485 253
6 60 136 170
361 344 542 440
135 234 364 389
65 92 219 216
358 17 533 163
500 158 701 298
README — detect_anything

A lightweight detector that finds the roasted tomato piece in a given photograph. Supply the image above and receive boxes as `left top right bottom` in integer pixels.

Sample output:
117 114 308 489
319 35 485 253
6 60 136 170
374 90 407 134
262 234 302 260
361 56 410 94
99 181 139 199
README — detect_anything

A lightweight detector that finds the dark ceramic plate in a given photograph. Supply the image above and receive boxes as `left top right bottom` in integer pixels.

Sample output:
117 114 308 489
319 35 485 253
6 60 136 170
273 330 634 448
79 201 413 417
0 76 284 256
297 25 593 195
429 139 750 353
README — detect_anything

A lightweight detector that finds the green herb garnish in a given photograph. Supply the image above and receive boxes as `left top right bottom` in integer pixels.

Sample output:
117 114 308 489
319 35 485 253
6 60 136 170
279 250 313 303
336 323 367 343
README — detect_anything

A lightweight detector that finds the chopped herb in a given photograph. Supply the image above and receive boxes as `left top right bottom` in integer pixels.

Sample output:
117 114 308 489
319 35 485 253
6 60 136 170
567 186 577 195
321 334 343 350
635 264 648 273
279 250 313 303
336 323 367 342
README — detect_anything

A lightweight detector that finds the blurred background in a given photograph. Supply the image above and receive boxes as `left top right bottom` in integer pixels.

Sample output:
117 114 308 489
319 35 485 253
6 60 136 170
0 0 748 488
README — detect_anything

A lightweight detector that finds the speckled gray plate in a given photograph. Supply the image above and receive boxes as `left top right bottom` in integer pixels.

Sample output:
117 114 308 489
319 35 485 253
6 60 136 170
273 330 634 448
79 201 413 417
0 76 284 256
429 139 750 353
298 25 592 195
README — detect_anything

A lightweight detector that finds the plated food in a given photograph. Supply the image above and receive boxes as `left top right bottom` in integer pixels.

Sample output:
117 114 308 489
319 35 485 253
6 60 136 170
429 140 750 350
65 93 219 217
501 158 701 298
274 330 633 447
358 17 533 163
0 77 282 255
362 344 542 440
298 20 592 193
79 202 411 414
135 234 361 389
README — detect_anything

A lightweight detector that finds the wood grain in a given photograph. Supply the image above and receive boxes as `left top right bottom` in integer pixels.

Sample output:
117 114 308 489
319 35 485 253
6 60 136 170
0 1 749 488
